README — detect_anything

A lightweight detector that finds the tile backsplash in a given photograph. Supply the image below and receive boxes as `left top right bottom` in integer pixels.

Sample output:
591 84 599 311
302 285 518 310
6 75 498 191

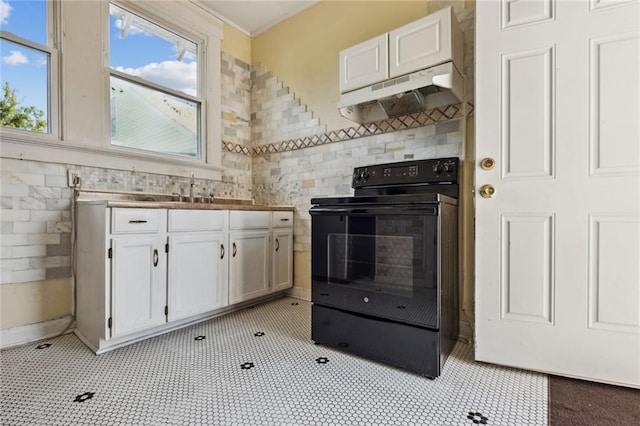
252 122 463 253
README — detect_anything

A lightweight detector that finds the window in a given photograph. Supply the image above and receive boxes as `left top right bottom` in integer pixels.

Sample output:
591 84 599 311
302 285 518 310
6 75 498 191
0 0 57 134
109 3 202 158
1 0 222 178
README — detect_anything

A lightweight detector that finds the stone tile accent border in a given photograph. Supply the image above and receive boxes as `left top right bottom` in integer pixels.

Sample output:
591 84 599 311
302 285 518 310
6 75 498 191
223 102 473 157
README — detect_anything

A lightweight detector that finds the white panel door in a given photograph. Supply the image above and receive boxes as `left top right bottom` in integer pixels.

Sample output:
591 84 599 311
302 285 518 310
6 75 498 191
111 236 166 337
229 230 270 304
167 233 227 322
476 0 640 387
339 33 388 93
272 228 293 292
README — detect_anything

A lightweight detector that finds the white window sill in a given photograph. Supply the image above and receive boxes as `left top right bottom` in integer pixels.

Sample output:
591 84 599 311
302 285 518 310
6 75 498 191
0 131 223 180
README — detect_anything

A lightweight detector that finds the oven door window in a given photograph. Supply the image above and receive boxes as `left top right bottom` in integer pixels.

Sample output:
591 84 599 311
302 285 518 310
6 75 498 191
326 215 437 295
328 233 416 296
312 210 440 328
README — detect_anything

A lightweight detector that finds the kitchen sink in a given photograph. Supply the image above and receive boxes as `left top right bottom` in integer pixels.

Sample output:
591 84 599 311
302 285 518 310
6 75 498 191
76 189 253 206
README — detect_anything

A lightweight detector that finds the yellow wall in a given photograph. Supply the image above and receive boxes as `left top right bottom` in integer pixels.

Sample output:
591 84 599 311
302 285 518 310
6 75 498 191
293 252 311 290
221 23 252 65
0 279 72 329
252 1 432 132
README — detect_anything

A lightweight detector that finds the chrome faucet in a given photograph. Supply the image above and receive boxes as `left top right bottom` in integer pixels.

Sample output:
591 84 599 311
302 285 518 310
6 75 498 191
189 172 195 203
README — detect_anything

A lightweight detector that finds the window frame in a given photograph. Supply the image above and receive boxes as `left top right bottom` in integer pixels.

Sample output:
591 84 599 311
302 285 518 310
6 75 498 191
0 0 60 140
107 1 205 160
0 0 223 180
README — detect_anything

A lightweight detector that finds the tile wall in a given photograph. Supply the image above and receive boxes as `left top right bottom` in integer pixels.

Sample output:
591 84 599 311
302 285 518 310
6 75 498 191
220 53 253 197
252 122 464 253
0 160 243 285
251 64 326 145
0 160 73 284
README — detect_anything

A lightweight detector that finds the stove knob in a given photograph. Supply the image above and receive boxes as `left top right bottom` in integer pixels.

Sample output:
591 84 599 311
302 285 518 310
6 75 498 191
362 170 370 181
444 163 455 173
433 164 443 175
353 170 361 181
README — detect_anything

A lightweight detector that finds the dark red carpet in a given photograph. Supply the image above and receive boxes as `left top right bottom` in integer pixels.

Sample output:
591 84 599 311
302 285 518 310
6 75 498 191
549 375 640 426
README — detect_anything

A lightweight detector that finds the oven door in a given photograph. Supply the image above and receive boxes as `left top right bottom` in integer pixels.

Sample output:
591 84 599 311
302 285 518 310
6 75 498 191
310 204 441 329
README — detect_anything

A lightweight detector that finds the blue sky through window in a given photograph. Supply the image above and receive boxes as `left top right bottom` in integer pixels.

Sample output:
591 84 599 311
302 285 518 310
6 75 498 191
0 0 198 127
0 0 48 115
109 3 198 97
0 0 45 44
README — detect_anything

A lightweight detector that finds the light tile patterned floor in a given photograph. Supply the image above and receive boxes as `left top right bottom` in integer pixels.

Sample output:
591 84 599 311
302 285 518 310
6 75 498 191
0 297 547 425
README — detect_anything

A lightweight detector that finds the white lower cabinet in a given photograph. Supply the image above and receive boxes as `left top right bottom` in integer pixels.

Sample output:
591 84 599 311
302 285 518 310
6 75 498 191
228 210 295 303
167 233 227 322
272 228 293 292
228 230 270 304
75 204 293 354
111 234 167 337
166 210 228 322
75 206 169 352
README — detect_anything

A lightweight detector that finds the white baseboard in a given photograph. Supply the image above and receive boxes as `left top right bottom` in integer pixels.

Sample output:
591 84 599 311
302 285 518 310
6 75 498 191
0 316 75 349
286 286 311 301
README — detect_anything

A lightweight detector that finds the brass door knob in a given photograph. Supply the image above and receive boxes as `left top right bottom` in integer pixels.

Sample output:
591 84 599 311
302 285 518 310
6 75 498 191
480 157 496 170
479 184 496 198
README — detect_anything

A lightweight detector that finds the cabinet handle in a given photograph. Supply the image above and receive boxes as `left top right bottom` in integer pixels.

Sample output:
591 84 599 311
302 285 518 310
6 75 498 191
275 238 280 252
232 242 237 257
220 244 225 259
280 218 290 222
129 220 148 224
153 249 159 267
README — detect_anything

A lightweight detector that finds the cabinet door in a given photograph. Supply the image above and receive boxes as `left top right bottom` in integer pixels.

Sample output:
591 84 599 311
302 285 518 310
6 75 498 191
339 33 388 93
389 7 455 78
111 235 166 337
272 228 293 292
229 230 270 304
167 233 228 322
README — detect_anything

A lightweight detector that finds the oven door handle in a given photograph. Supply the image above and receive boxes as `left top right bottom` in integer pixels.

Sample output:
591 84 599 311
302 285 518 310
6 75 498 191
310 206 438 215
309 208 351 213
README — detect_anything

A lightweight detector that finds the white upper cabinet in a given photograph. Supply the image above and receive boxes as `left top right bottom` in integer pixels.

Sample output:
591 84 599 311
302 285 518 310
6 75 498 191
339 7 462 93
389 7 462 79
339 33 389 93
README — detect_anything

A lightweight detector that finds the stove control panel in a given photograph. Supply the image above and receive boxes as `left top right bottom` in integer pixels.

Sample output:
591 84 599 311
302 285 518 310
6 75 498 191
352 157 459 188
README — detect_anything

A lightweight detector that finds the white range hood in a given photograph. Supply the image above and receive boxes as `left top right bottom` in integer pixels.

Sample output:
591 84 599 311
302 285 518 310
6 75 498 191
338 61 463 124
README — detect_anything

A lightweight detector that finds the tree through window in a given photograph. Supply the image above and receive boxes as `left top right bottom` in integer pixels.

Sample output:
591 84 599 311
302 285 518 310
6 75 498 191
0 0 53 134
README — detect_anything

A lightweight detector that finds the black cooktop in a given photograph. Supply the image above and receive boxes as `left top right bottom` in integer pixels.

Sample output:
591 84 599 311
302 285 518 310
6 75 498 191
310 192 458 206
311 157 460 205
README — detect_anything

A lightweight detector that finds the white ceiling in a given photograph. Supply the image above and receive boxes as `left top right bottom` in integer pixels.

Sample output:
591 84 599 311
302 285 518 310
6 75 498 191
198 1 319 36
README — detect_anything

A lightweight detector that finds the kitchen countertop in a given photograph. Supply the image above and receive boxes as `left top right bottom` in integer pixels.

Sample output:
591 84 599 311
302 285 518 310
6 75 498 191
75 190 295 212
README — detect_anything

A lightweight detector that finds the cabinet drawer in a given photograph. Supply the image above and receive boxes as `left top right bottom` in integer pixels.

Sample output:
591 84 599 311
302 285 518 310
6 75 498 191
272 211 293 227
229 210 270 229
111 208 161 234
168 210 226 232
